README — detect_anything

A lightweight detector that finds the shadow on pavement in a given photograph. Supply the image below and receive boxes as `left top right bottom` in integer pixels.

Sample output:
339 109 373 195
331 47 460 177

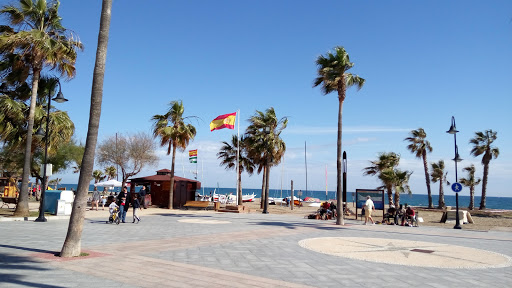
153 213 213 218
0 273 65 288
248 220 344 230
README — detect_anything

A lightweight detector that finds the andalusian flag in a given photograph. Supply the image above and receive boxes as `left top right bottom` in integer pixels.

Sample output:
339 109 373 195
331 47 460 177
189 149 197 163
210 112 236 131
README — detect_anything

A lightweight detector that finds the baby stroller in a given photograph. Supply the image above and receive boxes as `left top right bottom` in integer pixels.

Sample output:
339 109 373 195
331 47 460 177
107 206 120 225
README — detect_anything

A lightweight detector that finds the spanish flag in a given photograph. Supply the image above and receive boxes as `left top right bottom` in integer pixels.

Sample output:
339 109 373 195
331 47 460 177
210 112 236 131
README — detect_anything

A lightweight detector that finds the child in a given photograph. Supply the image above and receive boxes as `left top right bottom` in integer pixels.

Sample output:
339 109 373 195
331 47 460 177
132 195 141 224
109 200 119 218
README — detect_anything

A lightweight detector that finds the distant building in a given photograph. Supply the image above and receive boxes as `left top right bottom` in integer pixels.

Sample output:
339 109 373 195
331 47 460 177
129 169 201 208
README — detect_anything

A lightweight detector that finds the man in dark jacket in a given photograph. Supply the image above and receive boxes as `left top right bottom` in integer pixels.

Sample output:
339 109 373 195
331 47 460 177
139 185 147 209
117 187 129 223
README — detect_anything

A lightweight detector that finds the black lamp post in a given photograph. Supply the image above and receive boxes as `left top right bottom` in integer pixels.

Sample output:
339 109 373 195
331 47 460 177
337 151 347 225
262 127 271 214
446 116 462 229
35 79 68 222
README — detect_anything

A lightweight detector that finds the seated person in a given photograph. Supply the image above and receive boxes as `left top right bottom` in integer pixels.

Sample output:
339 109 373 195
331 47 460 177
402 206 415 226
384 204 397 224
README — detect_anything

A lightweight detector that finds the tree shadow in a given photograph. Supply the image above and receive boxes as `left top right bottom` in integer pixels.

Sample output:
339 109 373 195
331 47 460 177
0 273 66 288
153 213 213 218
248 220 344 230
0 251 65 287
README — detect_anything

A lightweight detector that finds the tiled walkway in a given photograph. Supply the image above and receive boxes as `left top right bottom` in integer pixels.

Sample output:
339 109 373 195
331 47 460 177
1 209 511 287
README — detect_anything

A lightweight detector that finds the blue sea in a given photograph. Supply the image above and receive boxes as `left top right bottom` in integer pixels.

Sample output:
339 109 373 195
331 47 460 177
58 184 511 210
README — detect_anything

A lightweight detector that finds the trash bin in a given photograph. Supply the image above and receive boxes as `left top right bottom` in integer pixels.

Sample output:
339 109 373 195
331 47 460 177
43 190 61 214
44 190 74 215
214 202 220 211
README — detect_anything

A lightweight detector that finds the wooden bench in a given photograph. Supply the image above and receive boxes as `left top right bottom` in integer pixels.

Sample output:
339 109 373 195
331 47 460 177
1 197 18 209
183 201 210 210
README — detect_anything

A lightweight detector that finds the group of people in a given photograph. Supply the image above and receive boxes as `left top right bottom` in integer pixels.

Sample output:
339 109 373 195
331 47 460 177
384 204 416 226
104 186 148 224
362 196 416 226
319 201 337 219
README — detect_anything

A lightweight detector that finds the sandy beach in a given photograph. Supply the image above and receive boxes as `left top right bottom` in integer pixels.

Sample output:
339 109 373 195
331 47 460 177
240 199 512 232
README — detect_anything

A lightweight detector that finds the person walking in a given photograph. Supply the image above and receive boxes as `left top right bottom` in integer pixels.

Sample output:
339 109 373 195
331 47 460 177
117 187 129 223
132 194 141 223
364 196 375 225
139 186 147 209
91 189 101 211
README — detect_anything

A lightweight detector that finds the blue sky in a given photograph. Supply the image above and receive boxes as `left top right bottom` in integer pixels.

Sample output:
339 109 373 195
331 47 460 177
31 0 511 196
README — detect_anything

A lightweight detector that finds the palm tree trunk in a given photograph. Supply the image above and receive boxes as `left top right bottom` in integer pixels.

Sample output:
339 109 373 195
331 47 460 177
335 90 345 225
468 186 475 210
237 168 242 206
394 192 401 208
438 180 445 208
14 69 40 217
422 153 433 208
260 166 266 209
480 163 489 209
387 186 394 207
169 144 176 209
60 0 112 258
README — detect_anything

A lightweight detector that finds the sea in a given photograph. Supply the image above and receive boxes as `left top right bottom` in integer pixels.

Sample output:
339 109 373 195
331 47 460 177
58 184 511 210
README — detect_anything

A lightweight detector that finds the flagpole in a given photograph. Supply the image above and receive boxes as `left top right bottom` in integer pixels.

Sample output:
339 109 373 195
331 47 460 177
236 109 240 205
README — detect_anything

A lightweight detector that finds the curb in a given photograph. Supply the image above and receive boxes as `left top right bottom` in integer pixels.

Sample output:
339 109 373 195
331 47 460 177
0 215 70 222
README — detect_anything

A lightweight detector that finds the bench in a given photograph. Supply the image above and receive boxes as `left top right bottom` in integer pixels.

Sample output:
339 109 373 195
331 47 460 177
183 201 210 210
1 197 18 209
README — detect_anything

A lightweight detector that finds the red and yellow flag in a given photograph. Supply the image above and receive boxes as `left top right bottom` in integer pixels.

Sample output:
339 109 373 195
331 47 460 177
210 112 236 131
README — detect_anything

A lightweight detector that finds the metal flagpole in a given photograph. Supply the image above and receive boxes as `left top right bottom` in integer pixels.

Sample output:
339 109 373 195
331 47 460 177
236 109 240 205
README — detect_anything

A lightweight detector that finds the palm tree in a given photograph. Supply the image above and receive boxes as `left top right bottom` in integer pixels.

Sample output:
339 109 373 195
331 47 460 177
92 169 105 191
245 108 287 212
1 0 82 217
152 101 196 209
60 0 111 258
431 160 448 209
379 168 412 208
459 164 481 210
217 135 255 205
469 130 499 210
314 46 365 225
405 128 434 208
363 152 400 206
104 165 116 180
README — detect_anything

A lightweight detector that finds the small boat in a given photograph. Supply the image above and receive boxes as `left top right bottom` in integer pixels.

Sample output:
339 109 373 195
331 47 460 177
242 193 256 202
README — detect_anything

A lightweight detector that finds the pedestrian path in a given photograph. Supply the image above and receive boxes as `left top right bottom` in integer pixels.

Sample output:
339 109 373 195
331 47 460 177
1 209 511 287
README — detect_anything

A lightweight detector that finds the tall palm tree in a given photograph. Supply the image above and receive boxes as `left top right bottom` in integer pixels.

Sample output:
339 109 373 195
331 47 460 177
104 165 116 180
61 0 111 258
1 0 82 217
152 100 196 209
431 160 448 209
245 108 287 212
363 152 400 206
459 164 481 210
314 46 365 225
405 128 433 208
217 135 255 205
469 130 499 210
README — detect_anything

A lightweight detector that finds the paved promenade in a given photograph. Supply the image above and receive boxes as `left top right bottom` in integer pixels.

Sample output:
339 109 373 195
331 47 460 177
1 208 511 287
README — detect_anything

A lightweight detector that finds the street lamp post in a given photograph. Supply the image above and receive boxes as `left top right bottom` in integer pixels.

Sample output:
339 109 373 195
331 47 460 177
35 79 68 222
446 116 462 229
337 151 346 225
262 127 271 214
